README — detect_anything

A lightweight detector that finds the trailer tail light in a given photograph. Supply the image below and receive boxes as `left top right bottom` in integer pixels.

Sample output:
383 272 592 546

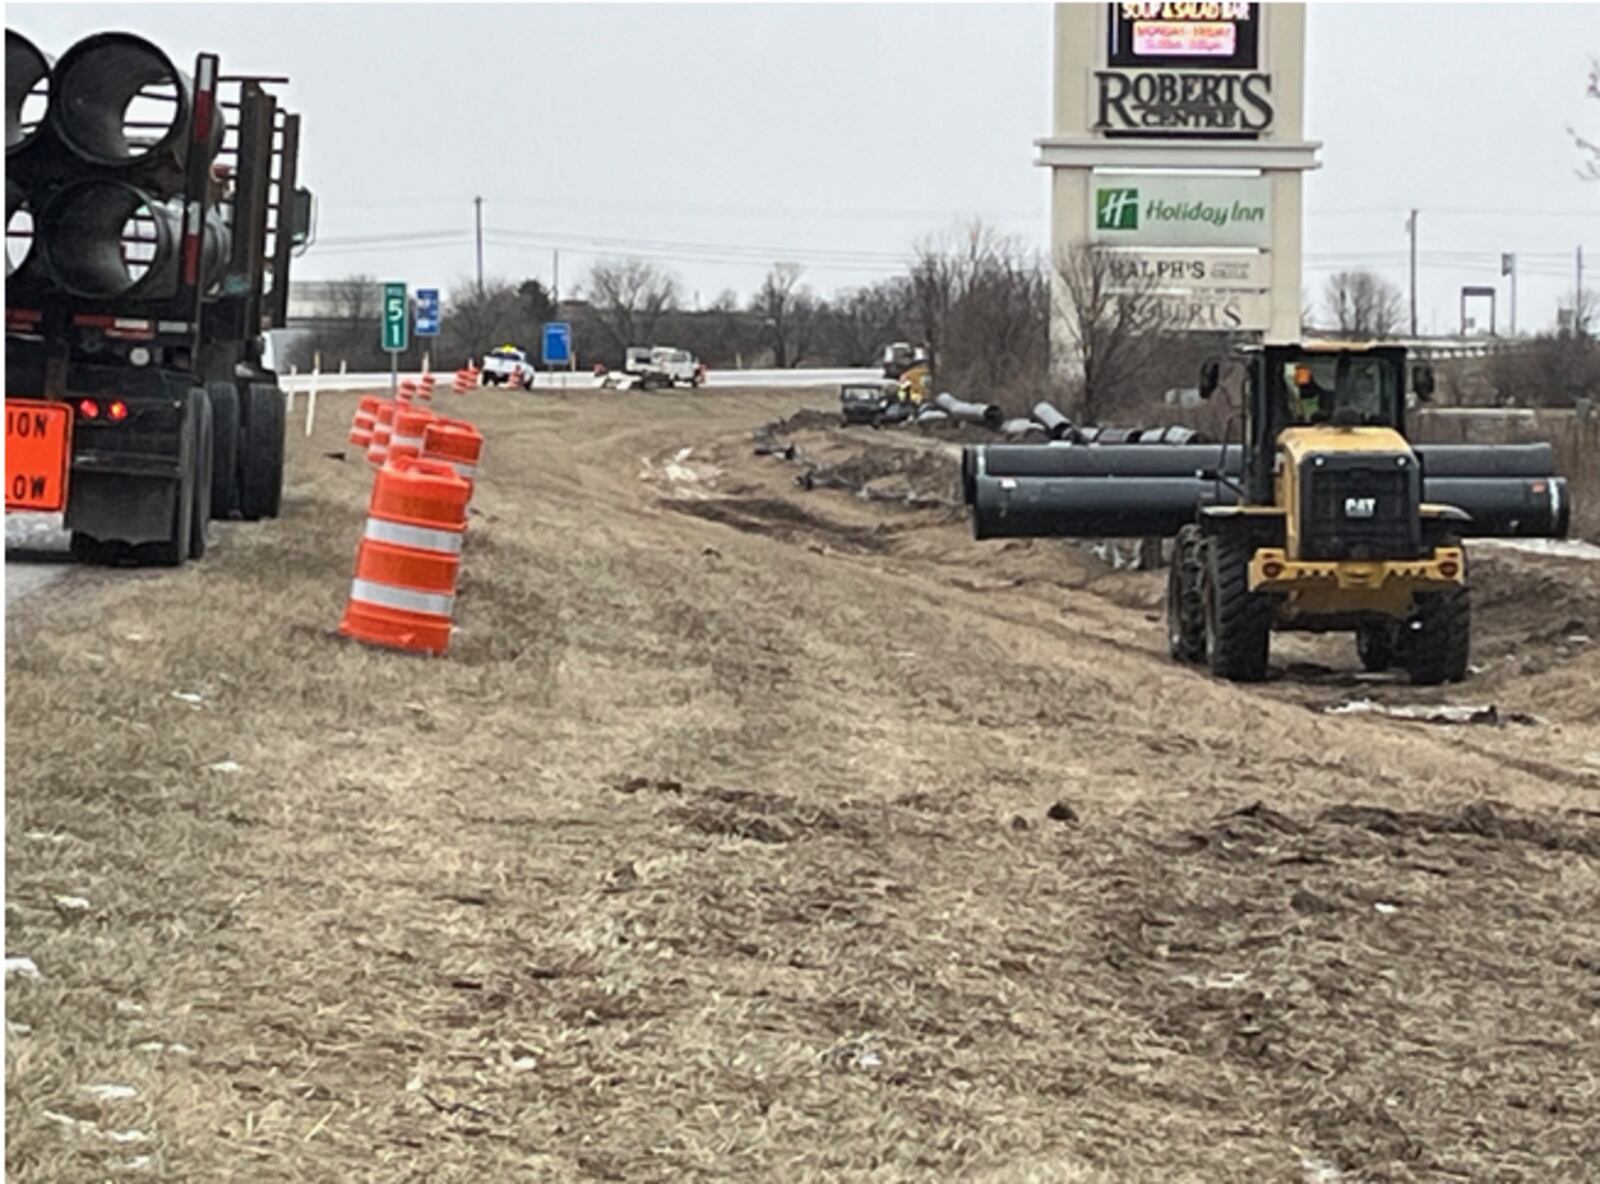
77 398 100 419
108 400 129 422
1262 560 1284 579
1439 560 1459 578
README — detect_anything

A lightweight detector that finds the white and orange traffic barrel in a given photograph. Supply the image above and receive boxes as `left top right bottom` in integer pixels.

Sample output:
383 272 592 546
338 456 471 656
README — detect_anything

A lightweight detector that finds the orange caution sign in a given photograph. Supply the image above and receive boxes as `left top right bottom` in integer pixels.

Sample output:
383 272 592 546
5 399 72 512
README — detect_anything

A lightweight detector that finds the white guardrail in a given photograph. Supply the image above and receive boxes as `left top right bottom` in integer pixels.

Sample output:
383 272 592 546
278 366 879 435
278 367 878 394
277 367 878 435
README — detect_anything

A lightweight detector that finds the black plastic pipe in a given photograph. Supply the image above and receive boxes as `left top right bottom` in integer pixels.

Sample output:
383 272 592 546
1030 401 1074 440
933 392 1004 430
967 472 1569 541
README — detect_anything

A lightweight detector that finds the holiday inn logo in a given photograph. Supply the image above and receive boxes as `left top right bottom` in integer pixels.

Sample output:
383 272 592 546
1096 187 1140 231
1094 183 1268 233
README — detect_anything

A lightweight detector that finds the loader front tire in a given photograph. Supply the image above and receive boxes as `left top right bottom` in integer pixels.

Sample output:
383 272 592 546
1167 525 1206 664
1203 533 1273 683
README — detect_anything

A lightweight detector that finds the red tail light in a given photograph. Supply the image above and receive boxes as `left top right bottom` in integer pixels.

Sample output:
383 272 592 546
77 398 100 419
108 400 129 422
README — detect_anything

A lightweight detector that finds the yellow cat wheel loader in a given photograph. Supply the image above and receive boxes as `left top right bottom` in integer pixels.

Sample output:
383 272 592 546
963 342 1572 685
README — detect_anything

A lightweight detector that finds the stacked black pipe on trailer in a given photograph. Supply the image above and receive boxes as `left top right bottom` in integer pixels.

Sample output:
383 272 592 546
963 442 1571 541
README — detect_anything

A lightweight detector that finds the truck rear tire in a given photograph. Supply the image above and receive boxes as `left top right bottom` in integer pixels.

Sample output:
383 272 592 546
208 381 241 519
239 383 286 521
1404 587 1471 686
1166 525 1206 663
1203 534 1273 682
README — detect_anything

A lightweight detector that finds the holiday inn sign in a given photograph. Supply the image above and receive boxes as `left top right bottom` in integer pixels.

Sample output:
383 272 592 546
1087 175 1271 247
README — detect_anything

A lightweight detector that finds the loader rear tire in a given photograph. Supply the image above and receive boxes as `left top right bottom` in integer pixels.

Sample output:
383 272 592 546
1203 533 1273 683
1166 524 1206 664
1404 587 1471 686
1356 625 1397 673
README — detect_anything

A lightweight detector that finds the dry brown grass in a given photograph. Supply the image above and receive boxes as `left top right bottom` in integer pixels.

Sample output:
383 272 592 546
7 387 1600 1181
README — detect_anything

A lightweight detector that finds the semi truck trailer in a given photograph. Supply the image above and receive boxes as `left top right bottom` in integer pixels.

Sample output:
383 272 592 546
5 27 313 565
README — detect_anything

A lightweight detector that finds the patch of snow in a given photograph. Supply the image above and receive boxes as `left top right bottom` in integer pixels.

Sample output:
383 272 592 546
1477 538 1600 563
80 1084 138 1103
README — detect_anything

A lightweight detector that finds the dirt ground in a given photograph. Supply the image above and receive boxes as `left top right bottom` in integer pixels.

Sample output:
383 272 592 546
7 387 1599 1182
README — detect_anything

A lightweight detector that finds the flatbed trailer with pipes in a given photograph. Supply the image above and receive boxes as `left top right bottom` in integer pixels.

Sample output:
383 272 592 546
5 27 313 565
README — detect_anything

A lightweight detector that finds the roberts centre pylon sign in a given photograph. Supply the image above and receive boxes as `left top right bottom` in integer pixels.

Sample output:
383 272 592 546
1037 2 1322 353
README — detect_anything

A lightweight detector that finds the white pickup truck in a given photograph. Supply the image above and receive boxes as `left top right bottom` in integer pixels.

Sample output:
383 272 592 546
623 346 705 390
480 345 535 389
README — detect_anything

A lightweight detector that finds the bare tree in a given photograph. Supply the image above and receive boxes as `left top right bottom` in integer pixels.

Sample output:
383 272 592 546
910 220 1050 401
1571 59 1600 180
1053 243 1171 423
584 258 681 352
439 278 534 367
822 278 914 366
1322 269 1405 339
750 263 821 367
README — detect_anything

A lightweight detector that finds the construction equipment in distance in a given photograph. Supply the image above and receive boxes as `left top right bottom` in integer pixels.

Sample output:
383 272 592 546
880 341 927 380
5 27 314 565
963 342 1572 685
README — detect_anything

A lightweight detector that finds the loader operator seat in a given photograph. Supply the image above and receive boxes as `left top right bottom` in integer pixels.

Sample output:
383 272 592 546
1286 357 1391 429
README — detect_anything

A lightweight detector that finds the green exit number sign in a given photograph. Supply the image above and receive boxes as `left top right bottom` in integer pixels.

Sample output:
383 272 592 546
382 281 408 351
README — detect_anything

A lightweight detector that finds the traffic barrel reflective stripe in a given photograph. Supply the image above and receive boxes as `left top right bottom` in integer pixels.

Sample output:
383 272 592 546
348 579 454 617
387 406 435 463
339 456 471 656
364 516 464 554
348 395 379 447
366 400 395 467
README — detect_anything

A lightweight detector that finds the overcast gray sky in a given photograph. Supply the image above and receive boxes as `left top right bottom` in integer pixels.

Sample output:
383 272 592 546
12 2 1599 332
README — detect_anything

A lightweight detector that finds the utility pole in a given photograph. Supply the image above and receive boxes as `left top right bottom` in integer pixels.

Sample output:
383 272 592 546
474 195 484 296
1502 252 1516 336
552 248 559 307
1406 209 1418 337
1579 245 1586 331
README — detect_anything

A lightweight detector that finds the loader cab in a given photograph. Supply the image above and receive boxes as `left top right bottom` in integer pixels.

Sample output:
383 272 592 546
1202 343 1418 505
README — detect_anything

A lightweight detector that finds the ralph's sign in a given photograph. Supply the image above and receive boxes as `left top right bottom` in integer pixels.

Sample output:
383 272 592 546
1094 69 1273 138
1100 249 1270 293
